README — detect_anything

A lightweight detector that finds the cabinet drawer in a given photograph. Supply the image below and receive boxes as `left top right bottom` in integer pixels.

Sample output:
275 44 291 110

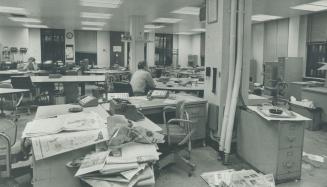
189 116 206 140
185 104 206 117
277 148 302 175
279 122 304 149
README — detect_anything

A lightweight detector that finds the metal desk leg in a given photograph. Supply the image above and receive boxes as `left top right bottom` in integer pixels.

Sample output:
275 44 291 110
0 96 5 117
81 83 86 96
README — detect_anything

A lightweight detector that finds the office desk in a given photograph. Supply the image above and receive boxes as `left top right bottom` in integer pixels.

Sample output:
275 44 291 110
84 69 130 81
30 75 105 96
302 87 327 123
154 78 204 97
0 70 47 81
30 104 160 187
128 94 207 142
285 81 323 100
0 88 29 116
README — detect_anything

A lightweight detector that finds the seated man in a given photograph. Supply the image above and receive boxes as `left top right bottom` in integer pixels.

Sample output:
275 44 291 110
130 61 156 96
23 57 38 71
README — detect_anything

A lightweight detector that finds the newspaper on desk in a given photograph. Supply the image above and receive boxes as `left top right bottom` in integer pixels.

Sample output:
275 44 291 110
201 169 275 187
32 128 109 160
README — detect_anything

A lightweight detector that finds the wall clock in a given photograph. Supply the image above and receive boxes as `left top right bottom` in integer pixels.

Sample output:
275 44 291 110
66 32 74 39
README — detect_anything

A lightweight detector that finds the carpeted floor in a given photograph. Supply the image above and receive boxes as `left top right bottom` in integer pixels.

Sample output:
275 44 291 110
2 110 327 187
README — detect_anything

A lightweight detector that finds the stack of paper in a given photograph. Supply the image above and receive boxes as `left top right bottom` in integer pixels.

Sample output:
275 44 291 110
74 143 159 187
201 169 275 187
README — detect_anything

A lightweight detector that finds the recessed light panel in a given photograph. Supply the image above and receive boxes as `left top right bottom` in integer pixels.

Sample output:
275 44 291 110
144 24 165 29
81 27 103 31
171 7 200 15
153 18 182 24
251 14 283 22
191 28 206 32
309 0 327 7
23 24 48 28
80 0 122 8
290 4 327 11
8 17 41 23
81 12 111 19
81 21 106 26
175 32 193 35
0 6 28 15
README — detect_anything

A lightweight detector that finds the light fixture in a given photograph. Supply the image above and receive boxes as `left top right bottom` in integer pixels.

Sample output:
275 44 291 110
0 6 28 15
171 6 200 15
23 24 48 28
81 27 103 31
81 21 106 26
191 28 206 32
310 0 327 7
290 4 327 11
80 0 122 8
144 24 165 29
8 17 41 23
80 12 111 19
144 30 151 33
153 18 183 24
251 14 283 22
175 32 193 35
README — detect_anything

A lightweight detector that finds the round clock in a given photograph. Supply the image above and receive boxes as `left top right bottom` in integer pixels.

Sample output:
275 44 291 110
66 32 74 39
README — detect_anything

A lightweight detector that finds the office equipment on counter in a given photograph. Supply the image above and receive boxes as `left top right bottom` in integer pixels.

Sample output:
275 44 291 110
107 93 129 100
237 107 310 183
147 90 169 99
78 95 98 107
109 99 144 122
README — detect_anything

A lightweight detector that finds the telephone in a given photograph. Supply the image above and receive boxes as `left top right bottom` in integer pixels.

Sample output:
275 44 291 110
78 95 98 107
147 90 169 99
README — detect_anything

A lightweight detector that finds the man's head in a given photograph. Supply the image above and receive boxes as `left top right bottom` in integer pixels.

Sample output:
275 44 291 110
28 57 35 63
138 61 146 69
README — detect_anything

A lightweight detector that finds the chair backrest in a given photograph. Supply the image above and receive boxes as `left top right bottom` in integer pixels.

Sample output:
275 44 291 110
0 133 11 178
176 100 186 119
113 82 134 96
0 119 17 148
11 76 34 90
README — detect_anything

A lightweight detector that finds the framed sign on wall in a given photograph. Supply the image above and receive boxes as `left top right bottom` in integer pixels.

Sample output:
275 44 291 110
65 44 74 60
207 0 218 24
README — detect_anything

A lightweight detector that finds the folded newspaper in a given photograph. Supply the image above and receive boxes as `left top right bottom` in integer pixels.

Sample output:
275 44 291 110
201 169 275 187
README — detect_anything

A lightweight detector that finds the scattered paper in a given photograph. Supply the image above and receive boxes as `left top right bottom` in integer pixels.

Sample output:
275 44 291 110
303 152 325 163
75 151 109 177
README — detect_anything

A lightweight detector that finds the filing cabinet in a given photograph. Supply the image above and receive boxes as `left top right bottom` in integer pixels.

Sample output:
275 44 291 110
237 109 305 183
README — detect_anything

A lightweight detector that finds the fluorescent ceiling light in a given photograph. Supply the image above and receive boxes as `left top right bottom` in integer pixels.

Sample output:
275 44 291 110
309 0 327 7
81 12 111 19
8 17 41 23
175 32 193 35
290 4 327 11
153 18 182 23
191 28 206 32
144 30 151 33
81 27 103 31
23 24 48 28
251 14 282 22
0 6 28 15
144 24 165 29
80 0 122 8
171 6 200 15
81 21 106 26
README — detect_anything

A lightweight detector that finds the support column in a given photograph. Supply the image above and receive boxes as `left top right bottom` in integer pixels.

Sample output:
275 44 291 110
129 15 145 73
146 31 155 67
288 16 301 57
123 41 128 67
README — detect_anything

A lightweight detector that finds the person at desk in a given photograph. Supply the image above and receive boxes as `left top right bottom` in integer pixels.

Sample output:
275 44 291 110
23 57 38 71
130 61 156 96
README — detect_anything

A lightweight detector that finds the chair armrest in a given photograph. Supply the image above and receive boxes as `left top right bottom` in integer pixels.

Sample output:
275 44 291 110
167 118 193 125
163 106 176 112
0 132 11 178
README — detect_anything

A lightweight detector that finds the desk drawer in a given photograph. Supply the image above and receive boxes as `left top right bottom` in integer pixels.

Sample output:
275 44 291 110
277 148 302 175
279 122 304 149
185 104 206 117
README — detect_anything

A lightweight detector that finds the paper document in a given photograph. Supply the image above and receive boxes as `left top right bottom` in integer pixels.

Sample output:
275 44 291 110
75 151 109 177
32 128 109 160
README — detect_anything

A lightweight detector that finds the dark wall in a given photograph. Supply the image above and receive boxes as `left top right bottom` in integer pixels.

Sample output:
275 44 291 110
110 31 124 67
41 29 65 63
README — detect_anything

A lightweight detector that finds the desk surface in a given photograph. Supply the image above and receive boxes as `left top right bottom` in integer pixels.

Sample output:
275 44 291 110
34 104 109 120
0 70 46 75
154 78 204 91
84 69 129 74
0 88 29 94
31 75 105 83
302 86 327 94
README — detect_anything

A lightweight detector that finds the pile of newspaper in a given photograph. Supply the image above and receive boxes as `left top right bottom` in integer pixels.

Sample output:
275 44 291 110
201 169 275 187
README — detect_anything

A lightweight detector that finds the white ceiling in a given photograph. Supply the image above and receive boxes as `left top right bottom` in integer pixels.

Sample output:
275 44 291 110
0 0 324 33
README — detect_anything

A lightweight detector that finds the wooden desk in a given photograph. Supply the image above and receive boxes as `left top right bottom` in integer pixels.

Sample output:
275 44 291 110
302 87 327 123
0 88 29 116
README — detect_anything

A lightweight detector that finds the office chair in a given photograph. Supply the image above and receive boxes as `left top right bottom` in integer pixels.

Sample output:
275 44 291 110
112 82 134 97
10 76 35 114
157 100 196 176
63 71 79 103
